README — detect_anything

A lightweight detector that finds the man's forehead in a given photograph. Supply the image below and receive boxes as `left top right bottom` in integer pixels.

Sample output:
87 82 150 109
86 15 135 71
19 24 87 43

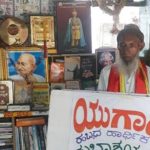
119 34 140 42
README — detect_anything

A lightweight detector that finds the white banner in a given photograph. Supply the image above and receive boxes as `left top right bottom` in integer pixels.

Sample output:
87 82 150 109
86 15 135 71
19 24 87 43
47 90 150 150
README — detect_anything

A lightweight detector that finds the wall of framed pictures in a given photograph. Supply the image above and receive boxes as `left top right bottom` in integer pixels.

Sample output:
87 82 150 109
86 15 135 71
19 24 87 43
0 0 149 149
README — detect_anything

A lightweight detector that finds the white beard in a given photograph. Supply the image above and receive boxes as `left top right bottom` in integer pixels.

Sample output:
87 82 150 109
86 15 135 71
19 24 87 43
116 56 139 78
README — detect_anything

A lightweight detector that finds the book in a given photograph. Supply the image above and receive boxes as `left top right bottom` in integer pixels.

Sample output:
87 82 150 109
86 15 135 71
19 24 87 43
16 117 46 127
32 82 50 110
36 125 46 149
96 47 116 78
14 81 32 104
7 105 30 112
50 62 64 83
64 56 80 80
80 55 96 80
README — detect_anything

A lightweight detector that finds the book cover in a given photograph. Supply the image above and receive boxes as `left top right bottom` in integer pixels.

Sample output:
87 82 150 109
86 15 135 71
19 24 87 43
64 56 80 80
32 82 50 111
80 55 96 80
14 80 32 104
50 62 64 83
96 47 116 78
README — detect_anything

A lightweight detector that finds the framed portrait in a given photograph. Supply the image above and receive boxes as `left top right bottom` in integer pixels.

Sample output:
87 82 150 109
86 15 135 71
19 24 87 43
56 1 91 54
30 16 55 50
6 47 48 83
96 47 116 78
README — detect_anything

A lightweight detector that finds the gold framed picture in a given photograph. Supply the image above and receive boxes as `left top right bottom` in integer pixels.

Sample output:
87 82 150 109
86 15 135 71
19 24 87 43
30 16 55 50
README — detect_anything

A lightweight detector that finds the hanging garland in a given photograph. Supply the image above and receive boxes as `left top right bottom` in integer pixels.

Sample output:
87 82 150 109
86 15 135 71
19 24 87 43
96 0 126 34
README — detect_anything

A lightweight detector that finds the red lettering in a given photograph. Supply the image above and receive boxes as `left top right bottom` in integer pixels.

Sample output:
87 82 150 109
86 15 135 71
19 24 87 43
74 98 87 133
111 109 146 132
74 98 110 133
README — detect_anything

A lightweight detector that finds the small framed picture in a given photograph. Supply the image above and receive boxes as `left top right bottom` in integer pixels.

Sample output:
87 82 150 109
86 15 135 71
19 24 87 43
96 47 116 78
0 80 13 107
6 47 48 83
30 16 55 49
56 1 91 54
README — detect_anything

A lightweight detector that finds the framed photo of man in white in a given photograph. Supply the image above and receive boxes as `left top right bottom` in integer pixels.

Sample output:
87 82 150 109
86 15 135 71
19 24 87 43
6 48 47 84
96 47 116 78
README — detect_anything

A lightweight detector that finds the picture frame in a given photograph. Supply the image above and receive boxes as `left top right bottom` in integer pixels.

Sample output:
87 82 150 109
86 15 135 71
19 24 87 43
30 15 55 49
5 47 48 83
56 1 91 54
96 47 116 78
0 80 13 108
0 48 7 80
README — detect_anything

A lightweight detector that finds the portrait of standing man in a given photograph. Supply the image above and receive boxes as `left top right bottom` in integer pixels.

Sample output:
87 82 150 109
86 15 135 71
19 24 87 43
56 1 91 54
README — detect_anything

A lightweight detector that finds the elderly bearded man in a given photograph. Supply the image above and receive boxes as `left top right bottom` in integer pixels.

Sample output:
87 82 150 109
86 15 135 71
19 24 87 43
97 24 150 94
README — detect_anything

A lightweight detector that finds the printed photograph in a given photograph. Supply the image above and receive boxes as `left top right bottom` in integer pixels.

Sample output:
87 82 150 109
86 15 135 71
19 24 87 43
96 47 116 78
6 49 46 83
56 1 91 54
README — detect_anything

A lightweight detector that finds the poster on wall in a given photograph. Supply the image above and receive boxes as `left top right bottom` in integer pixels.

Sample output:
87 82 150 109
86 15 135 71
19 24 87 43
0 0 14 16
56 1 92 54
47 90 150 150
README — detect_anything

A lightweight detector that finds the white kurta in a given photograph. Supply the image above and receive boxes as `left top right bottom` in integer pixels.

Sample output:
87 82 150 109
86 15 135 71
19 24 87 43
97 64 150 93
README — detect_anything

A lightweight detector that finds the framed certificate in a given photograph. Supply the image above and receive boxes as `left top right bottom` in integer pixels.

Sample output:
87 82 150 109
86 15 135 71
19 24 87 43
30 16 55 49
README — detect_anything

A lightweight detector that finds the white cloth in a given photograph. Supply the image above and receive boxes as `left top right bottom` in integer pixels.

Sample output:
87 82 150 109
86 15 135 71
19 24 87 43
9 73 45 82
97 64 150 93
